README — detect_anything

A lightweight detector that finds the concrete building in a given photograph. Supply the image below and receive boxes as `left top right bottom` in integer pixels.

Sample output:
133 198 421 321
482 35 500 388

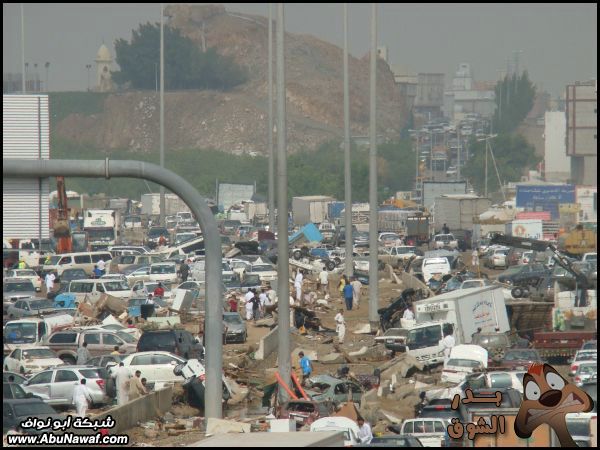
566 80 597 185
414 73 445 119
443 63 496 121
391 65 417 111
544 111 570 182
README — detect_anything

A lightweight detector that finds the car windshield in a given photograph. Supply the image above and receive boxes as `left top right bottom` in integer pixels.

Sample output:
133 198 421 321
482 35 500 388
151 265 176 274
47 256 62 265
148 228 168 238
504 350 539 361
78 369 101 378
243 274 261 285
22 349 56 359
15 270 38 277
14 402 57 416
223 315 243 325
475 335 508 347
116 331 136 343
5 282 35 292
567 419 591 438
4 323 37 343
29 300 54 310
447 359 482 368
251 265 273 272
103 281 130 291
578 364 597 374
63 270 87 279
575 352 597 361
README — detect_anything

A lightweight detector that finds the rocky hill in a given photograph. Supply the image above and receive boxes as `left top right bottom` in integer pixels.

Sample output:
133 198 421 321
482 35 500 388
55 5 407 154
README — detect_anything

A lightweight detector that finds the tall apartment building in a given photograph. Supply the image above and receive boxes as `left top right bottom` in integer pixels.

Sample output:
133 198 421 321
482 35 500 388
566 80 597 185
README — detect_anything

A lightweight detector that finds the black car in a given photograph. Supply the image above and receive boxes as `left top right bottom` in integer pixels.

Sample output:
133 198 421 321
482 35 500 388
3 398 64 434
3 382 41 400
497 263 550 287
137 329 203 359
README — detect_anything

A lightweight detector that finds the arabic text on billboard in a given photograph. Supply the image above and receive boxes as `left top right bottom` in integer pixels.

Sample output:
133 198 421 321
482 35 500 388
515 185 575 220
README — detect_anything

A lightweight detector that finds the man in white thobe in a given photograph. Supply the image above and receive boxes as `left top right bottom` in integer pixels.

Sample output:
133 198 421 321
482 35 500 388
114 362 130 406
45 272 56 292
441 330 456 364
294 270 303 301
335 309 346 344
357 418 373 444
403 307 414 320
72 379 93 417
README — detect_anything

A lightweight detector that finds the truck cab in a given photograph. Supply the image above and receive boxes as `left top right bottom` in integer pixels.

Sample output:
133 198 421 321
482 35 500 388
3 314 74 356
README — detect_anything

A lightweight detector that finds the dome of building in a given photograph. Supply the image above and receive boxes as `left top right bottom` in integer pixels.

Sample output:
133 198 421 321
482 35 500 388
96 44 112 62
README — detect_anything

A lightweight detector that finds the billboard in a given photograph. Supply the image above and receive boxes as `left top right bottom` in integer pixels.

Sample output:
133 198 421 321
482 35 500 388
515 185 575 220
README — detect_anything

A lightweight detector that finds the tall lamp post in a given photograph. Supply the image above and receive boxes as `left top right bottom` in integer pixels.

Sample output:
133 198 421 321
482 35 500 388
343 3 353 277
44 62 50 92
85 64 92 91
159 3 166 227
25 62 29 92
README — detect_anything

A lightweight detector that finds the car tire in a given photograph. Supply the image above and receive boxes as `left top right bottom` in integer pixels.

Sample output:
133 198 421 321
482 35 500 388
326 260 336 271
511 287 524 298
293 250 302 261
60 355 76 365
334 257 342 266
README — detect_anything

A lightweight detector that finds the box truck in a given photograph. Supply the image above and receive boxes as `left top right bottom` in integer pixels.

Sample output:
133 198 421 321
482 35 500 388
405 286 510 366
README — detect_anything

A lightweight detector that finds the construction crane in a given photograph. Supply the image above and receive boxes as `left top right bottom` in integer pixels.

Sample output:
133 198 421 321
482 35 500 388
54 176 72 253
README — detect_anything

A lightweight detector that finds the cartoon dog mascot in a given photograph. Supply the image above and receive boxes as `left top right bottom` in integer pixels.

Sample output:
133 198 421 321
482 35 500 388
515 363 594 447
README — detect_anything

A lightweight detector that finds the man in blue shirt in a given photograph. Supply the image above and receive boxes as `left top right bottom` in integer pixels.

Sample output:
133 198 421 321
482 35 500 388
343 282 354 311
92 265 102 279
298 351 313 386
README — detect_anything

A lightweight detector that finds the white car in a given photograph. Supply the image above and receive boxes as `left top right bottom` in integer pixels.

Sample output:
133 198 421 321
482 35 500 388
379 232 401 246
249 263 278 282
100 273 129 283
353 257 370 273
5 270 43 291
4 346 64 375
433 234 458 250
130 280 174 301
569 350 597 376
149 262 178 284
172 280 205 299
460 279 494 290
422 257 451 282
109 351 187 384
441 345 488 384
124 266 152 285
486 247 509 269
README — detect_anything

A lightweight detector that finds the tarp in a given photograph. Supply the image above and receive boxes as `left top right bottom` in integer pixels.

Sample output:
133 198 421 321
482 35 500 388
288 223 323 245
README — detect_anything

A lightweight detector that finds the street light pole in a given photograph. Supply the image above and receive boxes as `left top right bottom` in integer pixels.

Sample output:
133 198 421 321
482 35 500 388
275 2 291 405
457 127 461 181
85 64 91 91
21 3 25 93
159 3 166 227
45 62 50 92
268 3 275 234
343 3 353 277
368 3 379 329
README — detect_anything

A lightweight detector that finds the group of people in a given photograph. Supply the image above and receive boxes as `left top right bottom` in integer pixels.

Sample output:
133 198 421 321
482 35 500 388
340 275 363 311
243 286 274 322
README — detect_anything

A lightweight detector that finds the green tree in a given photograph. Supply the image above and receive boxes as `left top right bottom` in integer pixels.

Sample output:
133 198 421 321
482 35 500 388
492 71 535 133
463 134 540 195
112 22 246 91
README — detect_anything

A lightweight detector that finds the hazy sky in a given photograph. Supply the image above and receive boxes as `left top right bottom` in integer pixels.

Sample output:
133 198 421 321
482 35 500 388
3 3 596 96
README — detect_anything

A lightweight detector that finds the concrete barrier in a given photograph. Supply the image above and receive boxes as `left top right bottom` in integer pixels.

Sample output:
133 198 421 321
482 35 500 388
92 386 174 433
254 325 278 360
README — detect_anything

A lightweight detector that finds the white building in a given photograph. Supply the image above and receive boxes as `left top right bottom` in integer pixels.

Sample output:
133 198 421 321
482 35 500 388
95 44 114 92
544 111 570 182
444 63 496 121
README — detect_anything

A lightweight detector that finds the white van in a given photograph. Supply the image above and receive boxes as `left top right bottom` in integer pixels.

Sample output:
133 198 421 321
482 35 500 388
310 416 361 446
399 418 448 447
441 345 488 384
422 257 451 282
68 279 131 303
4 314 75 355
42 251 113 278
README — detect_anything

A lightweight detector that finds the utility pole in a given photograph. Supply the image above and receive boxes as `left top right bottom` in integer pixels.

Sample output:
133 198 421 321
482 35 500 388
484 138 488 198
268 4 275 233
368 3 379 330
44 62 50 92
159 3 166 227
457 127 461 181
275 3 291 405
21 4 25 93
343 3 353 277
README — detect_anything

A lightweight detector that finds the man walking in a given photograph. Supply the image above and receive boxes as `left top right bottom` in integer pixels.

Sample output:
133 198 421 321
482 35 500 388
298 351 313 386
128 370 147 400
113 362 130 406
294 270 304 302
343 281 354 311
319 267 329 295
351 277 362 309
72 379 93 417
250 291 261 322
335 309 346 344
44 272 56 293
180 260 190 282
76 342 92 365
